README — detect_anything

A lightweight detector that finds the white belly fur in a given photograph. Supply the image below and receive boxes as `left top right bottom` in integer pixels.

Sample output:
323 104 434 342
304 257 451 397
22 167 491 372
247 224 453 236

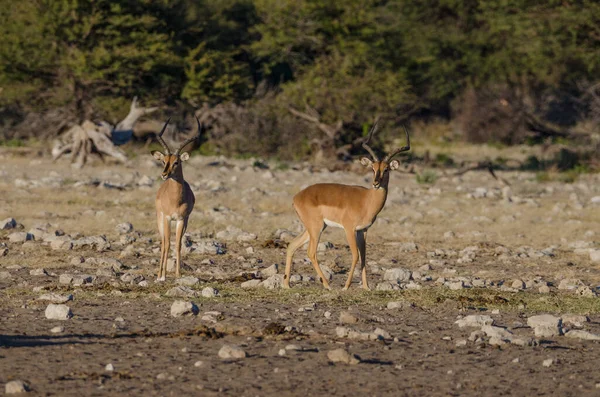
324 219 344 229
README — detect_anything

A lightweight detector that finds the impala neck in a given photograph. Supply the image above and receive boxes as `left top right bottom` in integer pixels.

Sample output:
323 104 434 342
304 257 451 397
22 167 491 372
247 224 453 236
368 171 390 213
168 165 185 183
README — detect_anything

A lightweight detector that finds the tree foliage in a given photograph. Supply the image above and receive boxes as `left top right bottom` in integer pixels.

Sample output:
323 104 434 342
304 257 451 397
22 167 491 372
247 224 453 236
1 0 599 152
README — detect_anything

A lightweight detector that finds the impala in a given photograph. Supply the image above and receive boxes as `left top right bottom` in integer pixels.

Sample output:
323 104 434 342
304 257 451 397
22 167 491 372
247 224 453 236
284 122 410 290
152 117 202 281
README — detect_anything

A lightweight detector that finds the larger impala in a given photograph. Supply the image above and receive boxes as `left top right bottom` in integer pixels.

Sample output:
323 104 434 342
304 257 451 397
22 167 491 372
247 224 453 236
152 118 202 281
284 122 410 290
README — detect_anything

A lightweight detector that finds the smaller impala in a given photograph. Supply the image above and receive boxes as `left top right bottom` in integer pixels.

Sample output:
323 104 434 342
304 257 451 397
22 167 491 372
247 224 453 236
284 122 410 290
152 118 202 281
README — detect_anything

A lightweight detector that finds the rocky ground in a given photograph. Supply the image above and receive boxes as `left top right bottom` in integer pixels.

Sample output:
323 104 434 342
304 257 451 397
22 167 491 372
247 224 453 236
1 147 600 396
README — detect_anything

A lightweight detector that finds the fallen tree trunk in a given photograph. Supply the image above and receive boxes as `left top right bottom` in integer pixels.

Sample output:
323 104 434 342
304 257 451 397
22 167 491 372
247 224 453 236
52 97 156 168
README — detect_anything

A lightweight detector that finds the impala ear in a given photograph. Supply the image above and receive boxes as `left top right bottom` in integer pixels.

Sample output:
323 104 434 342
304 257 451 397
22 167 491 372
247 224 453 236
389 159 400 170
151 151 164 161
360 157 373 167
179 152 190 161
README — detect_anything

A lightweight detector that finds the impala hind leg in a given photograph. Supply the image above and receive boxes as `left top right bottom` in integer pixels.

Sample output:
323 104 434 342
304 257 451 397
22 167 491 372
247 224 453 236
306 225 331 290
174 218 188 278
284 230 309 288
343 228 360 290
156 212 166 281
357 230 370 290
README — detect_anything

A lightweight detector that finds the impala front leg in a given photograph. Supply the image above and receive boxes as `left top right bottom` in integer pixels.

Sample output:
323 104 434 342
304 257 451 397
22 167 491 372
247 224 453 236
343 227 360 291
357 230 370 290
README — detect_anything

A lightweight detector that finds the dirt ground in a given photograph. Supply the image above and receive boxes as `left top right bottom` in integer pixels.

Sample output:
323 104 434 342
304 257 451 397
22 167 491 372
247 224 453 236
1 146 600 396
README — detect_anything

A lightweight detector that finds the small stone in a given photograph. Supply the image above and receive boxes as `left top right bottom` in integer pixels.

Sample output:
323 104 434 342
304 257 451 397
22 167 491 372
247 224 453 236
5 380 27 394
527 314 562 337
278 349 286 356
387 301 409 310
50 326 64 333
165 286 198 298
105 363 114 371
562 314 589 328
511 279 525 289
29 268 48 276
542 358 554 367
261 264 279 277
170 301 199 317
383 268 412 282
590 250 600 263
218 344 246 359
201 287 219 298
261 274 284 289
455 315 494 328
241 279 262 288
115 222 134 234
339 311 359 324
539 285 551 294
565 330 600 341
455 339 467 347
1 218 17 230
38 293 73 304
8 232 32 243
327 349 360 365
448 281 464 290
45 304 73 320
512 358 520 363
194 361 204 367
176 276 199 287
558 278 584 291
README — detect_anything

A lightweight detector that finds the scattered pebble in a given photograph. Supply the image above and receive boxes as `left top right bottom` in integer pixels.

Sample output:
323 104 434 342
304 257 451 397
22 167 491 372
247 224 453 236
218 344 247 359
327 349 360 365
45 304 72 320
170 301 199 317
5 380 27 394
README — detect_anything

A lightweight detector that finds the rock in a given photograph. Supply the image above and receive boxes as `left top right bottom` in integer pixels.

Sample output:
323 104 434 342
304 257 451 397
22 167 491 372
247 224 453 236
590 249 600 263
558 278 584 291
455 315 494 328
176 276 199 287
241 279 262 288
166 286 198 298
511 279 525 289
562 314 589 328
481 325 513 342
0 271 12 280
539 285 551 294
8 232 32 243
376 281 400 291
590 196 600 204
216 225 256 242
262 274 284 289
120 273 144 284
527 314 562 337
386 301 410 310
50 326 64 333
398 242 418 253
576 286 596 297
218 344 246 359
105 363 115 371
1 218 17 230
447 280 464 290
115 222 133 234
201 287 219 298
170 300 199 317
72 235 110 251
5 380 27 394
194 361 204 367
327 349 360 365
542 358 554 367
50 238 73 250
38 293 73 304
45 304 73 320
339 311 359 324
29 268 48 276
85 257 125 272
383 268 412 282
137 175 154 187
565 330 600 341
261 264 279 277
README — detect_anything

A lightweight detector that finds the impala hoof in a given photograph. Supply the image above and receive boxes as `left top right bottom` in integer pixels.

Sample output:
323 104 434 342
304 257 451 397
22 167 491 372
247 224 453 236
155 277 166 283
